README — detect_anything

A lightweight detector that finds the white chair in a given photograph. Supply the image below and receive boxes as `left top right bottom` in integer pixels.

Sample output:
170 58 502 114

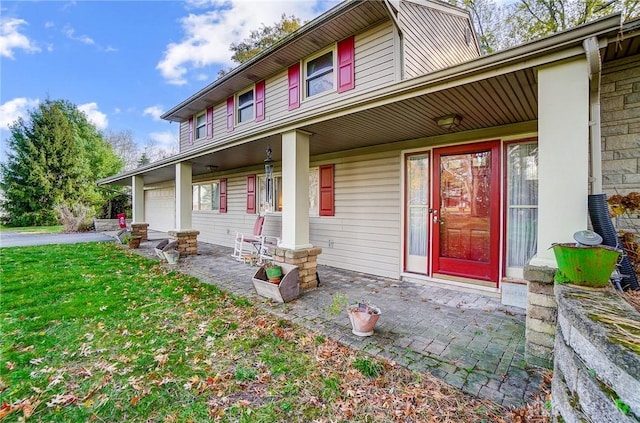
232 215 265 262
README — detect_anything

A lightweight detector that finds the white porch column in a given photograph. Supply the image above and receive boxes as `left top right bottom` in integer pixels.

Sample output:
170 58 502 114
175 162 192 230
132 175 145 223
279 130 313 250
530 58 590 267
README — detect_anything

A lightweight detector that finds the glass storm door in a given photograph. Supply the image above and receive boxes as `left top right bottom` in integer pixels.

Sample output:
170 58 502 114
432 141 500 283
404 153 429 274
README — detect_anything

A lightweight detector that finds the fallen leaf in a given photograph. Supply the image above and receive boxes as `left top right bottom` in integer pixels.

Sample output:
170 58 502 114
154 353 169 367
6 362 15 370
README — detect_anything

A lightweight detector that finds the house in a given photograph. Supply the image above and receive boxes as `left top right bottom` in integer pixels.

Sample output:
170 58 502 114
100 0 640 306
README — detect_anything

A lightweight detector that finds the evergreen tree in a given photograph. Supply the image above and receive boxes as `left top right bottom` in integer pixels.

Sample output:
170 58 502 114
0 99 123 226
137 152 151 167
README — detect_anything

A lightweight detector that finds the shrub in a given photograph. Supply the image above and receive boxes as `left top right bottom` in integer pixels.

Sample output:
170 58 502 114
55 203 93 232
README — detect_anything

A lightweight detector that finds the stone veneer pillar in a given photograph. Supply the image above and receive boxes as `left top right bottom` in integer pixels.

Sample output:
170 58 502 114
523 263 558 369
271 246 322 290
130 223 149 241
168 230 200 256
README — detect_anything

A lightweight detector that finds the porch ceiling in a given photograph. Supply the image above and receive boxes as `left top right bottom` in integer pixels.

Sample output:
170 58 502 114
129 67 538 186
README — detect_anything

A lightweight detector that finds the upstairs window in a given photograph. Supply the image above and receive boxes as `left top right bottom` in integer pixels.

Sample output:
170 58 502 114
305 49 334 98
195 112 206 139
237 88 254 124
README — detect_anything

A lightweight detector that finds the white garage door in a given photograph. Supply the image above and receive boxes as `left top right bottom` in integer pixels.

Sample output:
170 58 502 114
145 187 175 232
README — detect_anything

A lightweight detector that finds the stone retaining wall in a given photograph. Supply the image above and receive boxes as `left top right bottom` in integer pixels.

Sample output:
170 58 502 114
524 264 557 369
553 284 639 422
94 218 129 231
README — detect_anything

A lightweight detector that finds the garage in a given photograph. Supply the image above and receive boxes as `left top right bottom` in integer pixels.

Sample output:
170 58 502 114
144 187 175 232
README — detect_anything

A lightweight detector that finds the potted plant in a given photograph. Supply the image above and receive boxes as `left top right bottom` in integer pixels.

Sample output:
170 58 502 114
252 262 299 303
347 301 381 337
122 233 142 249
263 262 283 284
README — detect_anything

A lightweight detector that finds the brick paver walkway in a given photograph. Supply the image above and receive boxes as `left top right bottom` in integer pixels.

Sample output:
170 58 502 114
136 233 547 408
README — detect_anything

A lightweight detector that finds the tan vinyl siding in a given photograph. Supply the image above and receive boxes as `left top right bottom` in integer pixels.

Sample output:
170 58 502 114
179 121 190 152
179 22 398 150
399 1 480 78
188 151 402 279
311 152 401 278
193 175 260 246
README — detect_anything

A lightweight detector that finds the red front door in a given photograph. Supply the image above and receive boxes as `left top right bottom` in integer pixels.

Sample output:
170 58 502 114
432 141 500 284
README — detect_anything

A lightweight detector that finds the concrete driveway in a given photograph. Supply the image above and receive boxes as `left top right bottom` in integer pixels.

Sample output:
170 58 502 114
0 231 115 248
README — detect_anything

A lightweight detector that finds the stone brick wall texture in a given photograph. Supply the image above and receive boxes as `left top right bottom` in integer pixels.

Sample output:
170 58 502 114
523 265 557 369
552 284 640 423
601 54 640 231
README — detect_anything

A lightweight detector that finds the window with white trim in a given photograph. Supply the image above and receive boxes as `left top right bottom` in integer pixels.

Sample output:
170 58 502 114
258 169 319 215
304 48 334 98
195 112 206 139
505 142 538 278
192 181 221 211
237 87 254 124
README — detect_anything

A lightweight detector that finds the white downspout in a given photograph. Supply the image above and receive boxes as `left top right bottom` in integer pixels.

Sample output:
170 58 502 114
583 36 603 195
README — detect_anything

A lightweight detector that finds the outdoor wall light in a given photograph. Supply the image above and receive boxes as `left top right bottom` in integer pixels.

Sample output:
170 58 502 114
206 165 218 173
435 113 462 130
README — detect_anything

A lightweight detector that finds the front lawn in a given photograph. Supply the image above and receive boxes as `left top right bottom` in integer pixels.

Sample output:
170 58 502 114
0 226 63 234
1 243 528 422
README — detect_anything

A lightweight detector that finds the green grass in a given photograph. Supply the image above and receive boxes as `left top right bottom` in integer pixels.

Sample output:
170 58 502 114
0 225 63 234
0 243 510 422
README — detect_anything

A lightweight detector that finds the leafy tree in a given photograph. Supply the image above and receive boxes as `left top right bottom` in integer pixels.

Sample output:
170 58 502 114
453 0 639 52
0 99 123 226
230 14 302 64
450 0 508 53
506 0 637 44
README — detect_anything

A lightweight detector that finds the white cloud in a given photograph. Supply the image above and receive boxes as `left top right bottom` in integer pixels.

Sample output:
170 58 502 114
157 0 339 85
63 25 95 45
78 102 108 130
143 105 164 121
149 131 177 147
0 17 41 59
0 97 40 130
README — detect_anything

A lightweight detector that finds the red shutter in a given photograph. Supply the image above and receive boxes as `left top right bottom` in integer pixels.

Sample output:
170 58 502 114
337 36 355 93
288 63 300 110
246 174 256 214
319 164 335 216
255 81 265 122
226 97 234 131
206 107 214 138
188 116 194 144
219 178 227 213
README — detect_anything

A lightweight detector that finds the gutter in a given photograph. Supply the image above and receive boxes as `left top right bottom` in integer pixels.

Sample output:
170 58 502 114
583 36 603 195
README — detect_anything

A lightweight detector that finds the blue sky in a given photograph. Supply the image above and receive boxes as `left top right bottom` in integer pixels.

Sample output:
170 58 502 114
1 0 339 159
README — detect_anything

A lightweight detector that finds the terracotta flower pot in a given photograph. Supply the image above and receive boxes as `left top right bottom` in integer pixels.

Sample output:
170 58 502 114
127 236 142 249
347 303 381 337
